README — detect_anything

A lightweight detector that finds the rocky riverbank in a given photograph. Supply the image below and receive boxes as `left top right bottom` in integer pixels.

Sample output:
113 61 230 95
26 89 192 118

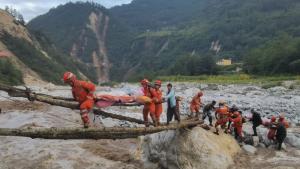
0 82 299 169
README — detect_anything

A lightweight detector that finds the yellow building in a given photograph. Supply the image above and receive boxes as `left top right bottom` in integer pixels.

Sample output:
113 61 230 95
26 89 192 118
217 59 232 66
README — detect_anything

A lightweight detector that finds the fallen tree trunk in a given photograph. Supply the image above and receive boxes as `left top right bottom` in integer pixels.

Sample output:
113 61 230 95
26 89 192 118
94 109 147 125
0 120 203 139
0 83 141 107
0 83 146 124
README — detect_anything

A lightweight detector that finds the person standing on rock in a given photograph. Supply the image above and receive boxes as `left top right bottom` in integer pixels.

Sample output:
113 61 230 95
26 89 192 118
153 80 163 126
202 100 216 126
189 91 203 118
63 72 96 128
249 109 262 136
140 79 158 127
227 105 239 131
164 83 180 125
278 114 289 128
214 101 229 135
267 116 277 141
229 111 244 142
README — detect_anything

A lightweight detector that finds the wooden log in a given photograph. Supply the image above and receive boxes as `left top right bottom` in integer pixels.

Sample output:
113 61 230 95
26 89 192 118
93 109 147 125
0 83 148 125
0 83 141 106
0 120 203 139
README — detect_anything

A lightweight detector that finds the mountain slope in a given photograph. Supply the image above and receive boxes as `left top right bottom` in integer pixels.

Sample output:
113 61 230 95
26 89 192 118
28 2 130 83
0 9 93 85
28 0 300 81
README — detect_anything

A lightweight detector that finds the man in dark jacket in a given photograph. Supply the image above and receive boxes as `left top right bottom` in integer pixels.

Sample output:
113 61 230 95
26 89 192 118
202 100 216 126
276 122 287 150
250 109 262 136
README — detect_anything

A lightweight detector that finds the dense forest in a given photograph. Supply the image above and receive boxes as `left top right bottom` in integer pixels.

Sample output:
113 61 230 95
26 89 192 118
28 0 300 82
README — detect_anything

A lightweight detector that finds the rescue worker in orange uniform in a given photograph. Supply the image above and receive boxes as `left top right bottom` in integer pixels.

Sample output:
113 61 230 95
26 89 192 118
141 79 158 127
267 116 277 141
229 111 243 142
153 80 163 126
214 101 229 135
63 72 96 128
190 91 203 118
278 114 289 128
227 105 238 131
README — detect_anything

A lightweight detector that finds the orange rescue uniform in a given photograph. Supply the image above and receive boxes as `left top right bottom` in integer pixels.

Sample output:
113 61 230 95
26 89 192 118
153 89 163 123
190 95 202 115
279 119 289 128
230 113 243 138
215 106 229 127
142 87 157 126
71 80 96 125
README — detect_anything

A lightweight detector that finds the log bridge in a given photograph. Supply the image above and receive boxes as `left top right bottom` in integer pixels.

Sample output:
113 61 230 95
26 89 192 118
0 83 203 139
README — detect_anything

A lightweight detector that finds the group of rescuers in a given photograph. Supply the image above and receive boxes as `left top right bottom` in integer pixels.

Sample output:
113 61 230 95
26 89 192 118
62 72 289 150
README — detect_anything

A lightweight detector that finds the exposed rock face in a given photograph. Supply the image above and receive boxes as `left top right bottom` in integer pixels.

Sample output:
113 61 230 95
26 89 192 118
88 12 110 83
70 11 111 84
139 127 241 169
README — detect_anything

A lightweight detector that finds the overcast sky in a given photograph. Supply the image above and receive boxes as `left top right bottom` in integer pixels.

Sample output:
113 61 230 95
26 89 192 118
0 0 133 22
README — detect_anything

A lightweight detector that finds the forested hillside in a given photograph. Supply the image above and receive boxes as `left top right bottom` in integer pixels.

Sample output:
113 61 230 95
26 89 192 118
28 0 300 82
28 2 131 83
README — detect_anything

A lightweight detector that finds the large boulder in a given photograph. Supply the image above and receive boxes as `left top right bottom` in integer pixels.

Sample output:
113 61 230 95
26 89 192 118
138 127 241 169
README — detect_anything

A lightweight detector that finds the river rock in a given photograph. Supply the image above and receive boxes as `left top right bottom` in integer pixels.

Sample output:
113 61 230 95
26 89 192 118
253 136 259 147
207 84 219 90
267 86 287 95
258 143 266 148
139 127 241 169
242 145 257 155
285 133 300 149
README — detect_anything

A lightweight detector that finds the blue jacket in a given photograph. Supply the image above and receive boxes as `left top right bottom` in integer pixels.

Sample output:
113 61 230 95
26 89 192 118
165 88 176 108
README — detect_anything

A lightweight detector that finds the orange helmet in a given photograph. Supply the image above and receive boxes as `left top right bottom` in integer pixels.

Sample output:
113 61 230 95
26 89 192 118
198 91 203 97
155 80 162 86
140 79 149 85
271 116 276 122
219 100 226 105
63 72 76 83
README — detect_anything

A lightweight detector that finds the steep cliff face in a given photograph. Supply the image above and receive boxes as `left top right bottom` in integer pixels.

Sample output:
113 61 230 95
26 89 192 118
87 12 110 83
69 11 111 83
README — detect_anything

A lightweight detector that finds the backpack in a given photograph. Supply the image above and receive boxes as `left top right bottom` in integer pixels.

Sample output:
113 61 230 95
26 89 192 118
242 117 246 123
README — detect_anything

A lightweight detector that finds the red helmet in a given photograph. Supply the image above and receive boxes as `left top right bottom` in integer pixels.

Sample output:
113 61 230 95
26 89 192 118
279 114 285 121
155 80 162 86
271 116 276 122
233 111 240 117
140 79 149 85
63 72 76 83
198 91 203 97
